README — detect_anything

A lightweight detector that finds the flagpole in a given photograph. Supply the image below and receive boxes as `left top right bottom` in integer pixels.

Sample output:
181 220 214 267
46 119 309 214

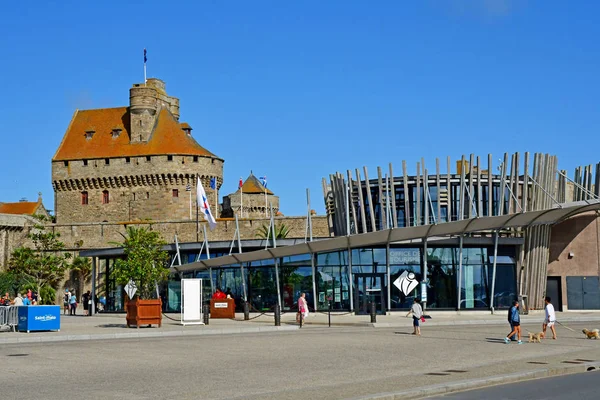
188 187 192 220
214 183 218 220
143 48 147 84
240 178 243 219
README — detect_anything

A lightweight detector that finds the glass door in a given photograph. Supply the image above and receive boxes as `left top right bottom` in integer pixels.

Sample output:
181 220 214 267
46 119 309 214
354 273 386 314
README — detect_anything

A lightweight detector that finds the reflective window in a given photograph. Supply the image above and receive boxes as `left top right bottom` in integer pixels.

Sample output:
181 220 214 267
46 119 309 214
316 251 350 311
389 248 421 310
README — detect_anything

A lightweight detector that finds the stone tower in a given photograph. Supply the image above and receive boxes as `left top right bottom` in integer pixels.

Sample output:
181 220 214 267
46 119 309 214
129 78 181 143
222 174 279 219
52 78 223 224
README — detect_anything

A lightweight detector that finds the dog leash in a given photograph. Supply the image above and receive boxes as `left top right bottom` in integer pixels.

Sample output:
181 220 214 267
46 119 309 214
555 320 575 332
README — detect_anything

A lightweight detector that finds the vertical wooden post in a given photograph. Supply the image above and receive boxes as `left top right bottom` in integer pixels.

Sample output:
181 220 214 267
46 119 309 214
447 156 452 221
355 169 368 233
523 152 530 212
363 167 377 232
468 154 474 218
416 162 421 226
347 170 358 235
402 161 410 227
389 163 398 228
436 158 441 223
476 155 482 217
487 154 493 217
459 155 466 221
377 166 385 230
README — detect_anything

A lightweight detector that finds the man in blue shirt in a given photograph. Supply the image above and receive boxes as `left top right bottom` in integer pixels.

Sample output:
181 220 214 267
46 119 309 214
22 295 30 306
504 300 523 344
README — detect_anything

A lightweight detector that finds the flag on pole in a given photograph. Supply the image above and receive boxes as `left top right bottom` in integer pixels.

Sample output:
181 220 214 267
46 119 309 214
197 177 217 231
259 176 267 188
210 177 217 190
144 48 147 63
238 177 243 189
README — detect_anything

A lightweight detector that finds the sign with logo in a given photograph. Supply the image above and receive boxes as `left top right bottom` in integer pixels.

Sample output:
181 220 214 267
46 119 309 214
214 302 228 309
393 271 419 296
18 305 61 332
124 280 137 299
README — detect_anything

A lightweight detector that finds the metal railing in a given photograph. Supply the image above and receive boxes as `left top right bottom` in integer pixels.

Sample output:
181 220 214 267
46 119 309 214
0 306 19 332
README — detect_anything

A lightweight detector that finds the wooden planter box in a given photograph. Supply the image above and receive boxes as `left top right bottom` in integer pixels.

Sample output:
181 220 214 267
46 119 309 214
126 298 162 328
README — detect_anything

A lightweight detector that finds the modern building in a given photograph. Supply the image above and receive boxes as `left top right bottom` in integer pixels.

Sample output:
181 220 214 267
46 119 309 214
82 154 600 315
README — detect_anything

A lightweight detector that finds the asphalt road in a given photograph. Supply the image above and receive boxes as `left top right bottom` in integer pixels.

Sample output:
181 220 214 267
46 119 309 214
1 322 599 400
428 369 600 399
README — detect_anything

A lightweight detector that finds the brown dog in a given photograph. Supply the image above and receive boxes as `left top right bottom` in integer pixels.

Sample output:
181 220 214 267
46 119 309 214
582 329 600 339
528 332 543 343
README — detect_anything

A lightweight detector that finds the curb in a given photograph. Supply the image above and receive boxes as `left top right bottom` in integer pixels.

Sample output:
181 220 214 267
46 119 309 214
350 362 600 400
0 325 298 345
372 316 600 328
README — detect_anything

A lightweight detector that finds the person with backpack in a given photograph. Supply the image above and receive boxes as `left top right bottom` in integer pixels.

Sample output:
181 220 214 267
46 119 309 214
63 289 71 315
507 301 517 341
504 300 523 344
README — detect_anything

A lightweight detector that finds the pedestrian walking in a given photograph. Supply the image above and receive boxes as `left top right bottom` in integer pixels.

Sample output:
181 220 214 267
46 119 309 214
542 296 557 340
504 300 523 344
297 293 309 324
63 289 71 315
406 298 423 336
82 290 91 316
69 290 77 315
12 293 24 306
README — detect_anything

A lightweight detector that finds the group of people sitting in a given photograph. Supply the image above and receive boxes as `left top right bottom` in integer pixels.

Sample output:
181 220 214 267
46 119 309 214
1 290 38 306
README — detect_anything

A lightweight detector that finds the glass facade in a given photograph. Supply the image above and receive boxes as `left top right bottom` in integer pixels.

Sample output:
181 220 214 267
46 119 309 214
96 244 517 314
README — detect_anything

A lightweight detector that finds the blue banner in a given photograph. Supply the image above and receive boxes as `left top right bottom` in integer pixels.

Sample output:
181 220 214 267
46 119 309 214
18 306 61 332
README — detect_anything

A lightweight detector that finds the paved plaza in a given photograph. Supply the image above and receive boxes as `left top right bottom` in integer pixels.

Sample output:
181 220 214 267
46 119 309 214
2 312 600 399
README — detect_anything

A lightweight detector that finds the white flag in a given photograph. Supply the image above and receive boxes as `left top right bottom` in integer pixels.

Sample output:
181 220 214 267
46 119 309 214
197 177 217 231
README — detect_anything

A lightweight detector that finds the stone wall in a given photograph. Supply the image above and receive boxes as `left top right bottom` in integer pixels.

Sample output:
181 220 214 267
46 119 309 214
52 155 224 223
548 212 600 310
0 214 35 271
16 215 330 252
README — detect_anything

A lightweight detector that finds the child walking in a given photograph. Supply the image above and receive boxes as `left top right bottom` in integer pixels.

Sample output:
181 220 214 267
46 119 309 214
504 300 523 344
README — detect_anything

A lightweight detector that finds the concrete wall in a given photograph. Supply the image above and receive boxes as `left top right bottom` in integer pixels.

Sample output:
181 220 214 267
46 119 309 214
548 212 600 310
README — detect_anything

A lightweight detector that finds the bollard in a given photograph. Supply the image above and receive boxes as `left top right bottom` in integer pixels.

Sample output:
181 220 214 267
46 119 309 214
244 301 250 321
328 301 332 328
203 304 210 325
370 302 377 323
274 304 281 326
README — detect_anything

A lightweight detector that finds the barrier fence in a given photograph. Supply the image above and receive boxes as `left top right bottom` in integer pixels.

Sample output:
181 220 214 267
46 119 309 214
0 306 19 332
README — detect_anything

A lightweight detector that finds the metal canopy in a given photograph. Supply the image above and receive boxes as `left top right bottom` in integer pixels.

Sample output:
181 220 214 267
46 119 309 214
171 199 600 273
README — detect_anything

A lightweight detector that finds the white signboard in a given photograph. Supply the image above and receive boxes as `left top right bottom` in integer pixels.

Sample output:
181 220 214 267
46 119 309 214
124 280 137 299
214 302 228 309
181 279 204 326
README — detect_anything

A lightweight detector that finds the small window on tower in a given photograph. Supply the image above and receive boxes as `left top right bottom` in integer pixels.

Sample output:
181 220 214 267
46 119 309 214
193 156 198 163
146 156 151 162
64 161 69 167
81 191 88 205
125 157 130 164
172 189 179 198
167 155 173 162
102 190 109 204
146 192 150 199
105 158 110 165
83 160 88 166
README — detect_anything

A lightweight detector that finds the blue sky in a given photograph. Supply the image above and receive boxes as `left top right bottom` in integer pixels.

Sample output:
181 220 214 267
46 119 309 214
0 1 598 216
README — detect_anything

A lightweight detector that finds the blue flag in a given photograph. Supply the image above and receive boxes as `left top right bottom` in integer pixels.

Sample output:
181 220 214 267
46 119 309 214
210 177 216 189
144 48 147 63
259 176 267 188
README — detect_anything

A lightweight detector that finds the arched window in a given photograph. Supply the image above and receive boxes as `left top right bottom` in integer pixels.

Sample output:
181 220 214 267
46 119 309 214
81 191 88 205
102 190 109 204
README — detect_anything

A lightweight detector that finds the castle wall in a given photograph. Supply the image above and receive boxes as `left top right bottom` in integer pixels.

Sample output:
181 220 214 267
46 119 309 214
52 155 223 223
13 216 330 252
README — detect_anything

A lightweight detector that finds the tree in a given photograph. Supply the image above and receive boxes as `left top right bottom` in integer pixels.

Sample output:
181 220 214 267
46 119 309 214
111 226 169 300
8 216 72 303
256 223 290 239
70 256 92 300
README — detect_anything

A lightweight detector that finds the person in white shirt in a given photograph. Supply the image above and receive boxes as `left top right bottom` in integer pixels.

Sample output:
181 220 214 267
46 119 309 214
542 296 557 340
406 298 423 336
